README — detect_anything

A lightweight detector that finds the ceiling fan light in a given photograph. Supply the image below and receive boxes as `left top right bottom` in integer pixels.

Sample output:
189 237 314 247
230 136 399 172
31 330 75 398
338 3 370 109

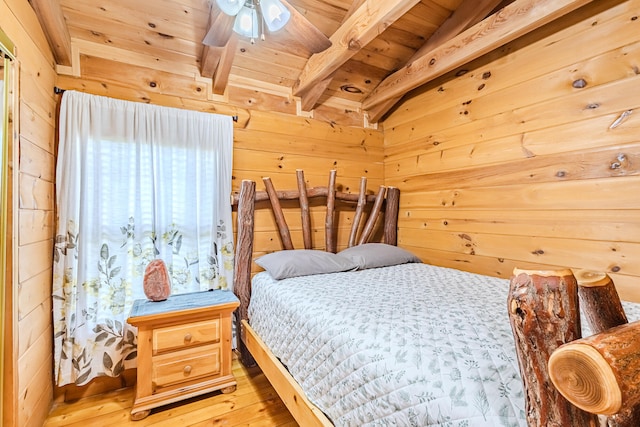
259 0 290 32
216 0 244 16
233 3 259 39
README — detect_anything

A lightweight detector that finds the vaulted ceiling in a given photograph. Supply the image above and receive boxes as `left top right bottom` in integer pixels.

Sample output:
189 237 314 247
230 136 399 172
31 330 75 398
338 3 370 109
30 0 594 126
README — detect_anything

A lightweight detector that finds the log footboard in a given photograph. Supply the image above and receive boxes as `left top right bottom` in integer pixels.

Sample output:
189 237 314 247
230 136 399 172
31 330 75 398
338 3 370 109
508 267 640 426
507 268 599 426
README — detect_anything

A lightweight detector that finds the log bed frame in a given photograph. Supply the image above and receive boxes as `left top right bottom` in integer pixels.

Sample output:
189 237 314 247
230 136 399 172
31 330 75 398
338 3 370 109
230 170 640 427
508 270 640 426
230 170 399 427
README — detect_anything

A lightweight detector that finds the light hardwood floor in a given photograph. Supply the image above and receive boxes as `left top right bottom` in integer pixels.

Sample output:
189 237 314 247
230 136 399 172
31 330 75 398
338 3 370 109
44 359 298 426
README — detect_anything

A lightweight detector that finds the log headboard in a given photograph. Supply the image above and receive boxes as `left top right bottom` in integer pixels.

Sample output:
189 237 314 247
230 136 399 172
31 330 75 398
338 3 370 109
230 169 400 366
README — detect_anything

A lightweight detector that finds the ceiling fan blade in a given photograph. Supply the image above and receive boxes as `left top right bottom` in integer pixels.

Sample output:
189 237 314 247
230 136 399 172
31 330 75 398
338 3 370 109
202 9 235 47
280 0 331 54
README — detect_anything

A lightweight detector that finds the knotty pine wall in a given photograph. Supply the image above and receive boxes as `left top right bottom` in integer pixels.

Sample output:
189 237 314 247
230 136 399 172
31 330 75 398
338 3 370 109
1 0 57 426
382 0 640 302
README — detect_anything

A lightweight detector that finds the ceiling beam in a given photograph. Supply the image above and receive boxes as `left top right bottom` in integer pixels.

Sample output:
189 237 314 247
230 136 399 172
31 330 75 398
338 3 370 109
30 0 73 66
410 0 506 65
200 45 222 79
200 2 237 93
366 0 504 122
212 35 238 95
293 0 422 109
201 2 235 48
363 0 595 111
280 0 332 54
299 73 335 111
342 0 368 24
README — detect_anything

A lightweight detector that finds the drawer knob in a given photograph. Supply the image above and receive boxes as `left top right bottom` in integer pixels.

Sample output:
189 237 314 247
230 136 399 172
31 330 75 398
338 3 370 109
184 333 192 343
183 365 192 375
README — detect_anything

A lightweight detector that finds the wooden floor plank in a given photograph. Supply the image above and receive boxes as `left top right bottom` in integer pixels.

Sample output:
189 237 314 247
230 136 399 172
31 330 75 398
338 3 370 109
44 358 299 427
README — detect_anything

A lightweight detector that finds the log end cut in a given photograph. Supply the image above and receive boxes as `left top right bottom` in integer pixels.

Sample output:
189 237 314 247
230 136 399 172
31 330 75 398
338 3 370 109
574 269 611 288
548 343 622 415
513 267 574 278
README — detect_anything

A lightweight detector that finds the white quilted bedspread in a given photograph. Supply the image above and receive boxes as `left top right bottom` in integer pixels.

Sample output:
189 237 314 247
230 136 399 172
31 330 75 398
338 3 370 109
248 263 640 427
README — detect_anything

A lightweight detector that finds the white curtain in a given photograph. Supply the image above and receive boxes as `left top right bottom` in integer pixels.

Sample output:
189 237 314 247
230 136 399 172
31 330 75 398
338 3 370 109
53 91 234 386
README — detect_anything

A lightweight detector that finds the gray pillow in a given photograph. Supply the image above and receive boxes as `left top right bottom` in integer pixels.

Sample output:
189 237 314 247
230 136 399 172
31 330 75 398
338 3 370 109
338 243 421 270
255 249 358 280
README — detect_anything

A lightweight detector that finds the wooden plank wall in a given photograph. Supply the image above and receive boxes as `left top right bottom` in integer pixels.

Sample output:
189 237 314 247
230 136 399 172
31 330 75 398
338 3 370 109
0 0 57 426
382 0 640 302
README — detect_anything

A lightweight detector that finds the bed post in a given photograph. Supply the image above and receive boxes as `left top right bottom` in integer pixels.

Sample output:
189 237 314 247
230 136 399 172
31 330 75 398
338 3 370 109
571 269 638 426
507 268 599 426
575 269 628 333
325 170 337 253
384 187 399 246
234 179 257 367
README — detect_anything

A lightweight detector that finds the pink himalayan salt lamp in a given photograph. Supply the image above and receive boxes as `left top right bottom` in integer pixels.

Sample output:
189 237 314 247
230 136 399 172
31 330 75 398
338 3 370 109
143 259 171 302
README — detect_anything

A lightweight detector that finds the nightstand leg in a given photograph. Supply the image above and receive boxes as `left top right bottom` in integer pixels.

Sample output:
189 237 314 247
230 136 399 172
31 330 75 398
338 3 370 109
221 385 236 394
131 409 151 420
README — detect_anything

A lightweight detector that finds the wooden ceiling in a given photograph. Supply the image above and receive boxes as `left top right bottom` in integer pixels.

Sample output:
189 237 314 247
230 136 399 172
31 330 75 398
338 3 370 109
31 0 594 126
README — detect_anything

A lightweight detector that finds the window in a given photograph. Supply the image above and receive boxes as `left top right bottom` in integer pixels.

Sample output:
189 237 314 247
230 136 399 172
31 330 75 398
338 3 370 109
53 91 234 386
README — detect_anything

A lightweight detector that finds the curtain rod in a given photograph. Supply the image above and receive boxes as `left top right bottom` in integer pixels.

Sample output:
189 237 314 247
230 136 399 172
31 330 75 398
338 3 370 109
53 86 239 122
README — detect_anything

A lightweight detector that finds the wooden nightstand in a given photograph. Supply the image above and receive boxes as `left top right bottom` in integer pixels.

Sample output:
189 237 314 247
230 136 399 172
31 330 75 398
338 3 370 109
126 290 240 420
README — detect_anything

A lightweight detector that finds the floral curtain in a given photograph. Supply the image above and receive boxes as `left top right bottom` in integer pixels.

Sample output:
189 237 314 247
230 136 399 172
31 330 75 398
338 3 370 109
53 91 234 386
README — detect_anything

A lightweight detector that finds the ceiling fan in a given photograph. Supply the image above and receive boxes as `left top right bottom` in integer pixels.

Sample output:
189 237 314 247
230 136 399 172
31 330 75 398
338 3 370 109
203 0 332 54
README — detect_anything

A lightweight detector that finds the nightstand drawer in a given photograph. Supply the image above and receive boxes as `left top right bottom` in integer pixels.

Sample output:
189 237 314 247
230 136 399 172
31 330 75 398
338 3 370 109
153 318 220 353
152 345 221 389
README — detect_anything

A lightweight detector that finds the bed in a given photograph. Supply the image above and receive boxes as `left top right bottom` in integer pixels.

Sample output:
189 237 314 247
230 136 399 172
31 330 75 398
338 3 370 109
250 261 527 426
230 170 640 427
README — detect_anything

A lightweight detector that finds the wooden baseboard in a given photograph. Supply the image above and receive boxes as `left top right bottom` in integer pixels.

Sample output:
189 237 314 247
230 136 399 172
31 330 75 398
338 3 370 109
241 320 333 427
54 368 137 402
